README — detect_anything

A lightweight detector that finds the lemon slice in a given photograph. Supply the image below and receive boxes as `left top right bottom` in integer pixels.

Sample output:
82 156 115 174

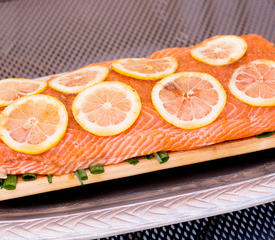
49 66 109 94
72 81 141 136
0 95 68 154
0 78 47 107
111 57 178 80
152 72 227 129
229 59 275 106
190 35 247 66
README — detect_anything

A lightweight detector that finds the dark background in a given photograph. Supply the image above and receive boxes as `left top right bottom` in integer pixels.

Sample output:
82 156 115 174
0 0 274 239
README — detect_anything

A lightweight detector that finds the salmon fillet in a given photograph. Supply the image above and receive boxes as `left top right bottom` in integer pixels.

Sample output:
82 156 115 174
1 34 275 175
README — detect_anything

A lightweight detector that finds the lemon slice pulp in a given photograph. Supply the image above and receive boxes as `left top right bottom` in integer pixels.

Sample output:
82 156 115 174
152 72 227 129
72 81 142 136
112 57 178 80
190 35 247 66
0 94 68 154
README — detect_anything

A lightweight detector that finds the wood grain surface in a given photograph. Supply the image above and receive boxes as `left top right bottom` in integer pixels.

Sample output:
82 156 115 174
1 134 274 201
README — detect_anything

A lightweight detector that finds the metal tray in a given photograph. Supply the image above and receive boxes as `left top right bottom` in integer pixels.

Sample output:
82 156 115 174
1 149 275 239
0 0 274 239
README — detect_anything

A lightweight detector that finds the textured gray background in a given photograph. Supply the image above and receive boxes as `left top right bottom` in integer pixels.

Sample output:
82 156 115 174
0 0 274 239
0 0 274 79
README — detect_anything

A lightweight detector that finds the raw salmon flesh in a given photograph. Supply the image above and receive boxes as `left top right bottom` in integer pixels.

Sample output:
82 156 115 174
1 34 274 175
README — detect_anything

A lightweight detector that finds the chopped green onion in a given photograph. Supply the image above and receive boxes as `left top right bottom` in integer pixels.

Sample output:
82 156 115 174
47 175 53 184
256 131 274 138
0 179 4 189
126 157 139 165
74 171 84 185
145 154 154 159
89 165 104 174
3 175 17 190
154 151 169 164
76 169 88 181
21 173 37 181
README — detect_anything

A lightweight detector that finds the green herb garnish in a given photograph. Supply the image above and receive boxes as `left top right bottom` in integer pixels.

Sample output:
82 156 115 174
0 179 4 189
126 157 139 165
89 165 104 174
75 171 84 185
256 132 274 138
3 175 17 190
76 169 88 181
144 154 154 159
47 175 53 184
154 151 169 164
21 173 37 181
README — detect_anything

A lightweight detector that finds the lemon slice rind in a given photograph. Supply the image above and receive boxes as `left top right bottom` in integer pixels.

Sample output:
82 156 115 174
152 72 227 129
49 66 109 94
0 94 68 154
190 35 247 66
0 78 47 107
72 81 142 136
229 59 275 106
112 57 178 80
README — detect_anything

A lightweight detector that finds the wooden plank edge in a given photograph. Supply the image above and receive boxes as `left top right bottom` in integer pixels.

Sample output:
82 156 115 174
1 135 275 201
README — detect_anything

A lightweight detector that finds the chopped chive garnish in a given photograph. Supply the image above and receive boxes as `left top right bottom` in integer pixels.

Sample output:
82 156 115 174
154 151 169 164
126 157 139 165
3 175 17 190
74 171 84 185
76 169 88 181
0 179 4 189
47 175 53 184
21 173 37 181
145 154 154 159
256 131 274 138
89 165 104 174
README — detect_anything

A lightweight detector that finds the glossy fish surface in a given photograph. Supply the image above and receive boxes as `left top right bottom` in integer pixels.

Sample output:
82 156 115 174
1 34 274 175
